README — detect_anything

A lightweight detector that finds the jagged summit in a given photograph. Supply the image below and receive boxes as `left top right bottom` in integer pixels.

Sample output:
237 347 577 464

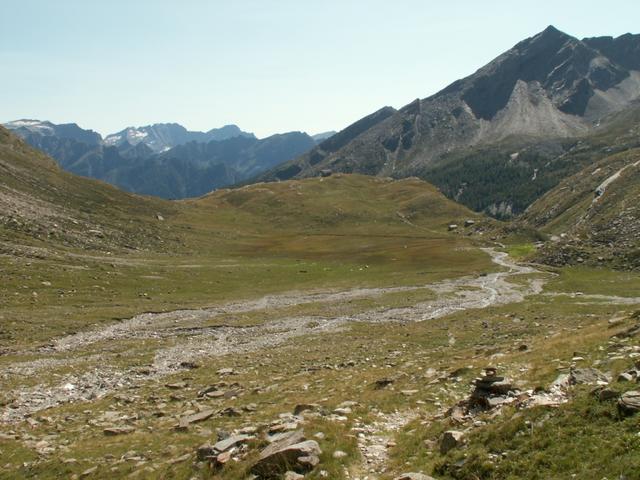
103 123 255 153
260 27 640 218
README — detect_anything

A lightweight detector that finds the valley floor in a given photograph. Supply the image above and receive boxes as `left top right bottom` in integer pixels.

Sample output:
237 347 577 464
1 241 639 479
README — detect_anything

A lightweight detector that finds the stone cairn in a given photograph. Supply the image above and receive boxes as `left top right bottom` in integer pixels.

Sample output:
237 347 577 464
469 367 517 410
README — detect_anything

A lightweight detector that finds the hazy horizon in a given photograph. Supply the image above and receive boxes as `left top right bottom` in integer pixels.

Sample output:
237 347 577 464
2 0 639 138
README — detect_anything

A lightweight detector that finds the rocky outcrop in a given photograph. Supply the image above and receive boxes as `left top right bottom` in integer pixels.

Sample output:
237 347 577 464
250 430 322 478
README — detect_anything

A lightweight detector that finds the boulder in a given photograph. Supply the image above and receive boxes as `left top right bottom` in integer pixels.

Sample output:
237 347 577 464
568 368 609 385
440 430 464 454
251 439 322 478
618 372 636 382
618 390 640 416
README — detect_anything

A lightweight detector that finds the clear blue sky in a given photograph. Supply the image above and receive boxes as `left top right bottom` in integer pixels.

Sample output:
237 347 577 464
2 0 639 138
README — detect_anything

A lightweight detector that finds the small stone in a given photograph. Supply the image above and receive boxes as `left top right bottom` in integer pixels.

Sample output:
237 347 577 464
213 450 232 467
165 382 188 390
293 403 320 416
394 474 437 480
332 450 348 459
333 407 351 415
440 430 464 454
103 426 135 436
167 453 190 465
196 443 215 461
284 472 304 480
80 466 97 477
374 378 394 389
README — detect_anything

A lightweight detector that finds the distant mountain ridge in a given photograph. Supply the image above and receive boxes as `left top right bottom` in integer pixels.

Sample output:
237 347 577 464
104 123 255 153
260 26 640 217
4 120 318 199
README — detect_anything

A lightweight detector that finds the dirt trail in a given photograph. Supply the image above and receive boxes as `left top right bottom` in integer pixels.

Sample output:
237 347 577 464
1 249 544 423
354 409 419 478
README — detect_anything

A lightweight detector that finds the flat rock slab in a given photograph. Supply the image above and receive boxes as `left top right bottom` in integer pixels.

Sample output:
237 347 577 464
103 426 135 436
213 434 252 453
569 368 609 385
177 409 215 429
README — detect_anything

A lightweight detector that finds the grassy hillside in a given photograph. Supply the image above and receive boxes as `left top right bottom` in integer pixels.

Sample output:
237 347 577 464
0 126 177 253
523 147 640 268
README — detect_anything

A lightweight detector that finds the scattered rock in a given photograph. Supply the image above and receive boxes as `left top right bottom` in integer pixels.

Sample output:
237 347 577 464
103 426 135 436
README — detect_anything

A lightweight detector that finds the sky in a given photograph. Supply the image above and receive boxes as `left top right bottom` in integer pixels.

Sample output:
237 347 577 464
1 0 639 139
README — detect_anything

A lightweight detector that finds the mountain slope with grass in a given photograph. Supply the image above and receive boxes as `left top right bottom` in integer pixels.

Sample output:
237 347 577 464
0 126 176 253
